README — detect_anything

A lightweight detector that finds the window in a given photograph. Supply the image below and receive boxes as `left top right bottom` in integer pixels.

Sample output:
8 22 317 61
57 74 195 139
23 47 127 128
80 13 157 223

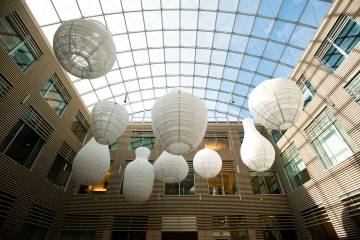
320 17 360 72
165 162 195 196
271 129 286 143
208 171 238 196
0 73 12 97
302 81 317 108
128 131 155 150
0 17 36 71
71 112 89 143
109 140 119 150
0 120 45 168
17 223 48 240
281 144 311 189
203 136 229 150
305 108 356 168
78 170 110 194
40 76 70 116
344 71 360 104
249 170 282 194
47 154 72 189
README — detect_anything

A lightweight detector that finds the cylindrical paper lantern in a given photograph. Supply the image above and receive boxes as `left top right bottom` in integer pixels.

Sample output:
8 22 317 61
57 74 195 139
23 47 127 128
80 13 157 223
240 118 275 172
193 148 222 179
151 88 208 155
123 147 155 204
248 78 303 130
154 151 188 183
53 19 116 79
72 138 110 185
91 101 128 145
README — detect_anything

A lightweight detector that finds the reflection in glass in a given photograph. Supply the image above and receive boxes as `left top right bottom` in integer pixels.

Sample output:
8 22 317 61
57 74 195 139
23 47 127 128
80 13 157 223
40 79 68 116
78 170 110 194
208 172 238 195
47 154 72 189
203 136 229 150
249 171 282 194
302 81 316 108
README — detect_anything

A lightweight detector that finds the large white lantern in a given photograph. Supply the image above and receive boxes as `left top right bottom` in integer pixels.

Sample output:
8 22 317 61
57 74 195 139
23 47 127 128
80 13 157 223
248 78 303 130
72 138 110 185
193 148 222 179
240 118 275 172
151 89 208 155
91 101 128 145
53 19 116 79
154 151 188 183
123 147 155 204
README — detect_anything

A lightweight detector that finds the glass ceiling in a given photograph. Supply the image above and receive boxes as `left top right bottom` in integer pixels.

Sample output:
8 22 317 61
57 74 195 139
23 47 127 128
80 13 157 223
26 0 332 122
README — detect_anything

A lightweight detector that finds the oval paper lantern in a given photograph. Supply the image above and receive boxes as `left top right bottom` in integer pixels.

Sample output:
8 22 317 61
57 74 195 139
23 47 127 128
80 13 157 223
151 88 208 155
240 118 275 172
72 138 110 185
193 148 222 179
154 151 188 183
91 101 128 145
53 19 116 79
123 147 155 204
248 78 303 130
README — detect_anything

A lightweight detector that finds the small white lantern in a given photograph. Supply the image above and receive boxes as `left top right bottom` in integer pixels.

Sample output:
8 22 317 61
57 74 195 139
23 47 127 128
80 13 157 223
240 118 275 172
123 147 155 204
91 101 129 145
248 78 303 130
151 88 208 155
72 138 110 185
53 19 116 79
193 148 222 179
154 151 188 183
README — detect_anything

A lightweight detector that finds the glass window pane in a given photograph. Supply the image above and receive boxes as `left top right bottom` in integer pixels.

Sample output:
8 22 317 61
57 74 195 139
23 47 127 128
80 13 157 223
47 154 72 189
9 42 36 71
334 19 360 55
0 17 22 52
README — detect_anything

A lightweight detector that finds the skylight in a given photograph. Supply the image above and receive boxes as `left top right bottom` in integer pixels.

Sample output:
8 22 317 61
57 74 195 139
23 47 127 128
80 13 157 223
26 0 332 122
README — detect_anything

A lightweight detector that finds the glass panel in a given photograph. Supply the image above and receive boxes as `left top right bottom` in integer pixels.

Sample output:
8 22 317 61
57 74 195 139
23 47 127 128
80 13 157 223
0 17 22 51
284 154 310 189
48 154 72 189
203 136 229 150
302 81 316 108
321 43 346 72
271 130 286 143
71 116 87 143
249 171 282 194
128 131 155 150
9 42 36 71
60 230 96 240
78 170 110 194
41 80 68 116
334 19 360 55
208 172 238 195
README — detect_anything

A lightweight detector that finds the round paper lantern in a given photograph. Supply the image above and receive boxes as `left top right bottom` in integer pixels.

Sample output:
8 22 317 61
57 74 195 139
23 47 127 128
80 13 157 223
151 89 208 155
154 151 188 183
72 138 110 185
240 118 275 172
53 19 116 79
248 78 303 130
91 101 128 145
123 147 155 204
193 148 222 179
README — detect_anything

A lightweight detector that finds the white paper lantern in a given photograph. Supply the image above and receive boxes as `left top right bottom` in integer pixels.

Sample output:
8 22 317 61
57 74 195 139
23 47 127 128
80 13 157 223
240 118 275 172
193 148 222 179
123 147 155 204
53 19 116 79
248 78 303 130
72 138 110 185
154 151 188 183
151 89 208 155
90 101 128 145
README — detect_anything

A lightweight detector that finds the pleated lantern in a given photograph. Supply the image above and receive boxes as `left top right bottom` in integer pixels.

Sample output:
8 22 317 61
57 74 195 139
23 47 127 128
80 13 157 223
151 88 208 155
91 101 129 145
123 147 155 204
72 138 110 185
240 118 275 172
248 78 303 130
154 151 189 183
193 148 222 179
53 19 116 79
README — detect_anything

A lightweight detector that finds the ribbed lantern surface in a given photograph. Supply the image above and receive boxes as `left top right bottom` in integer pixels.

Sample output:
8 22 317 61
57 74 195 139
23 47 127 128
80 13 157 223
151 89 208 155
123 147 155 204
154 151 188 183
53 19 116 79
72 138 110 185
248 78 303 130
193 148 222 179
91 101 128 145
240 118 275 172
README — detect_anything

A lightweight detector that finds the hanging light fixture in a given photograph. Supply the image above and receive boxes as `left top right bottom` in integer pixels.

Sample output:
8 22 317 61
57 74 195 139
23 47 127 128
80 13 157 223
72 138 110 185
248 78 303 130
151 88 208 155
193 148 222 179
90 101 129 145
53 19 116 79
154 151 188 183
240 118 275 172
123 147 155 204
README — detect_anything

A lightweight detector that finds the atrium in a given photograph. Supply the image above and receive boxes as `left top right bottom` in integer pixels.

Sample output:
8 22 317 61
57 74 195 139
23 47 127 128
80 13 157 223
0 0 359 239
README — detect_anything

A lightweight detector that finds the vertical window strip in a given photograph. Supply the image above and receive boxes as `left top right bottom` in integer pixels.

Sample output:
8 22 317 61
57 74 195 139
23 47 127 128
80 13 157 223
304 108 335 142
345 72 360 103
58 142 76 164
21 107 53 141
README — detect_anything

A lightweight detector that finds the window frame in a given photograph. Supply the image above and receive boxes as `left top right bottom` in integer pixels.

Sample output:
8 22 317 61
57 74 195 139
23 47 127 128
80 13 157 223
248 170 283 195
40 79 68 117
208 171 239 196
47 154 72 190
71 114 88 144
302 81 317 108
